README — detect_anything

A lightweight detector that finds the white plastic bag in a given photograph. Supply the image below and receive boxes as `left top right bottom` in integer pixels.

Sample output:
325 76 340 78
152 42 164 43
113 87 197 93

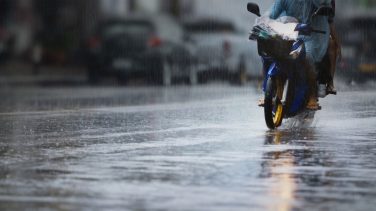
255 16 299 41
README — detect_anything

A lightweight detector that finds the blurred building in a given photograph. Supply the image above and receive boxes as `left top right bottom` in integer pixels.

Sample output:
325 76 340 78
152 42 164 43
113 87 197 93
99 0 193 18
337 0 376 17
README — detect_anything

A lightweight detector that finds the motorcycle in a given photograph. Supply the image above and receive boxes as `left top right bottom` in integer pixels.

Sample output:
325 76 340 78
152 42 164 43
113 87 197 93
247 3 333 129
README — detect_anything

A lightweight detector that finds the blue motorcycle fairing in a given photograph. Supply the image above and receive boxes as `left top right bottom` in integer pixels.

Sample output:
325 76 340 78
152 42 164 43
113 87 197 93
289 41 309 115
262 60 279 91
267 62 279 76
289 83 308 115
291 39 306 60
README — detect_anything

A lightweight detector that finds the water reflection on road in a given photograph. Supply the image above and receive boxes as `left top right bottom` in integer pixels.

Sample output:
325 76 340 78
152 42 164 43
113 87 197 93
0 85 375 210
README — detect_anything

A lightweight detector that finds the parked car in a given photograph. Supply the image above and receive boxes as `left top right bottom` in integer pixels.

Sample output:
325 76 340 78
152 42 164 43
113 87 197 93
86 14 197 86
182 17 262 85
337 15 376 82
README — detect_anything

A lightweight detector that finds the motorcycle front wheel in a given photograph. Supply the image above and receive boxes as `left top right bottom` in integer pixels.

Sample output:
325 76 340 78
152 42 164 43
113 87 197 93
264 77 285 129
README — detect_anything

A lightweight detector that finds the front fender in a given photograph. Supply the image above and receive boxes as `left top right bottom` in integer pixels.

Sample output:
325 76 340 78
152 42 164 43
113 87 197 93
263 62 279 91
267 62 279 77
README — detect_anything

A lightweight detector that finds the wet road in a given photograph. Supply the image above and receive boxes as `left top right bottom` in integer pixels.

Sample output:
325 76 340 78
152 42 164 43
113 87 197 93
0 84 375 211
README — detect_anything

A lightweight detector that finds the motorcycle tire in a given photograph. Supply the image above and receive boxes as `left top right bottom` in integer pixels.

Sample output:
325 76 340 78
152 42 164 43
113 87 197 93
264 77 284 129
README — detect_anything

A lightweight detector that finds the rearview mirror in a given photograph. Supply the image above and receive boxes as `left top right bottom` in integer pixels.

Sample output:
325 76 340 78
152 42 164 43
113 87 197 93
314 6 334 17
247 3 261 17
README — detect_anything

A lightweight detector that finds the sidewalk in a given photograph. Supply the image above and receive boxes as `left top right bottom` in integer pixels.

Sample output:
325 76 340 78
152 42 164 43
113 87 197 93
0 61 87 86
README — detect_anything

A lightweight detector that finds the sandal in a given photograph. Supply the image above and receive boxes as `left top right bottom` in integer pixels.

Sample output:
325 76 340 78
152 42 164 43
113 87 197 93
258 99 265 107
306 98 320 111
327 85 337 95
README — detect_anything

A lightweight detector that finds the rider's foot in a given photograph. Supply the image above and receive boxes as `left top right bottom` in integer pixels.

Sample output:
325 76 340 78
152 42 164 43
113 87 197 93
306 97 320 110
258 98 265 107
327 85 337 95
318 84 327 98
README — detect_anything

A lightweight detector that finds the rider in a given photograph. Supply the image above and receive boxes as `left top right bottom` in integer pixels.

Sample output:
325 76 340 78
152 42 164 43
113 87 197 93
266 0 332 110
327 0 341 94
316 0 341 95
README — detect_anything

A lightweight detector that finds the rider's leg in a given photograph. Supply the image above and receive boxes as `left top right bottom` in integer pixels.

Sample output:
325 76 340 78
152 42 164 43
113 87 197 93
328 22 341 94
305 59 319 110
327 37 337 94
304 38 323 110
317 51 331 98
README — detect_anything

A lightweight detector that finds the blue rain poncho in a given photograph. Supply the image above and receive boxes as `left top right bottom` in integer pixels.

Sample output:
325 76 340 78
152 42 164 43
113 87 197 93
269 0 331 63
269 0 314 24
305 17 330 63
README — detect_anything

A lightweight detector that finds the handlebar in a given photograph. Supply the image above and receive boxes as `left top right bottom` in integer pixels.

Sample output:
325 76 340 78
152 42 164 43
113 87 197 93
295 24 326 35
